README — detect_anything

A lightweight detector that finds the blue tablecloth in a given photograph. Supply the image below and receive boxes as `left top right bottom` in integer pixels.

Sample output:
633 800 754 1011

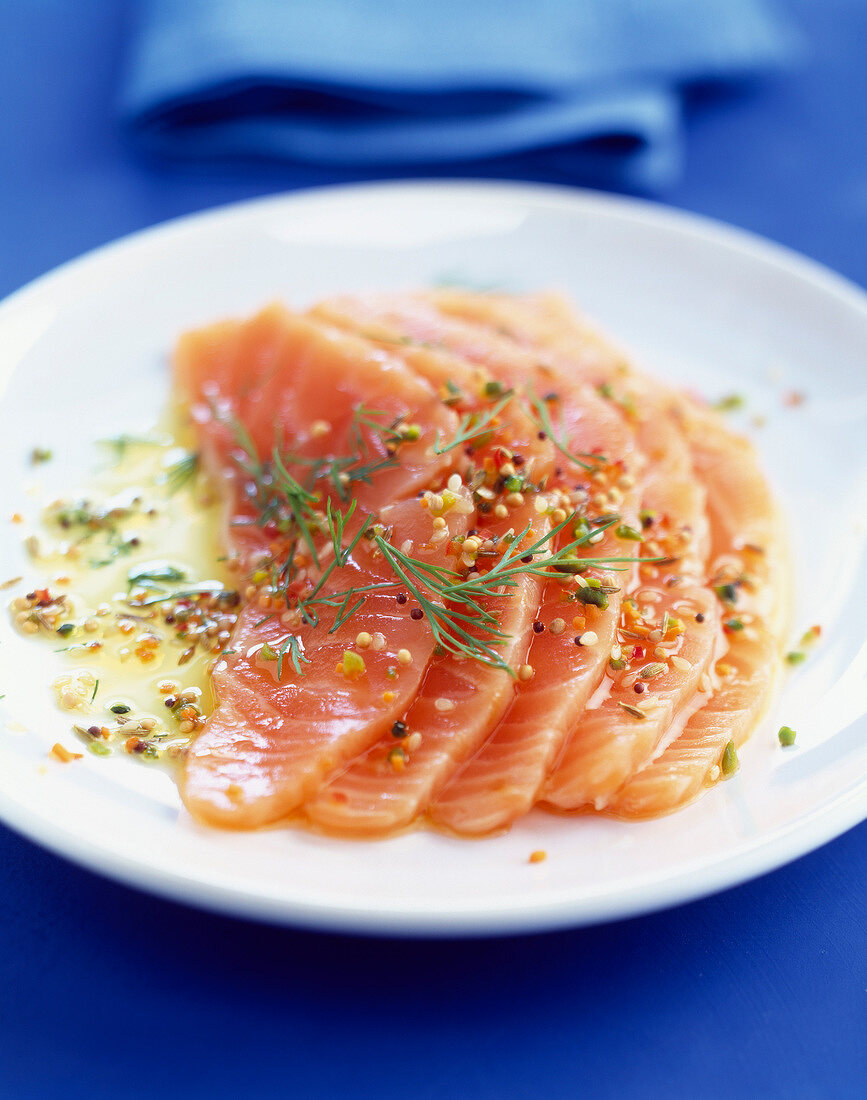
1 2 864 1096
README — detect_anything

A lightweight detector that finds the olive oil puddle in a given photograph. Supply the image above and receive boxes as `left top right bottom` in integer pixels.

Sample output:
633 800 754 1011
7 410 235 772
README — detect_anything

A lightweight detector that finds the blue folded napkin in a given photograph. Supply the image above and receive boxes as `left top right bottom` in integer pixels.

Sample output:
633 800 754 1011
121 0 798 191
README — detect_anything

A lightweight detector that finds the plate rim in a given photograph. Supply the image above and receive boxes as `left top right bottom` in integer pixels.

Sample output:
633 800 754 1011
1 178 866 937
0 766 865 937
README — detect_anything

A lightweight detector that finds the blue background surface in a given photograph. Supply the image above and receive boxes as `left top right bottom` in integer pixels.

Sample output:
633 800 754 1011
0 2 864 1096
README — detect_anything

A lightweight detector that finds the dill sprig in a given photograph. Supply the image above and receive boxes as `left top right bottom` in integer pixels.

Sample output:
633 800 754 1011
297 509 648 672
219 402 645 672
161 452 200 495
127 563 186 589
524 389 604 471
372 534 511 669
433 391 514 454
225 414 324 571
448 514 624 605
276 633 310 679
298 499 374 625
131 583 226 607
285 404 404 500
225 404 407 573
270 447 321 562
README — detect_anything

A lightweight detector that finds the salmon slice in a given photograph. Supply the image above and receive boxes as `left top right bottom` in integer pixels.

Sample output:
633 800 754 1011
607 404 787 818
305 488 549 835
311 291 633 482
428 553 627 835
423 291 724 815
175 304 474 827
181 493 472 828
175 303 460 542
682 401 788 632
311 293 661 835
541 584 721 811
607 629 777 818
429 431 642 837
538 469 719 812
538 404 721 812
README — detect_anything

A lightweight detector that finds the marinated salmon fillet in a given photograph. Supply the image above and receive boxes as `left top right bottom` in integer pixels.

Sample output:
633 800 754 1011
176 305 471 826
683 402 788 632
429 520 633 835
175 304 460 547
541 584 721 812
607 402 787 818
440 293 723 815
608 629 777 818
537 406 720 811
170 289 786 836
299 299 569 833
310 292 657 834
181 495 471 827
305 505 545 835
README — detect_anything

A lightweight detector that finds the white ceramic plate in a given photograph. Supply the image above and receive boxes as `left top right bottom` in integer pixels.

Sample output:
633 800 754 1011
1 181 865 936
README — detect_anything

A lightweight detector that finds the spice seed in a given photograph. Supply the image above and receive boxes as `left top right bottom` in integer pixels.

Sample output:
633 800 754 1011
721 741 739 776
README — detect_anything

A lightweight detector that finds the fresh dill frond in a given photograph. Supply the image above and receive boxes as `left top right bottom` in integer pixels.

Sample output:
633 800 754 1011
372 534 511 670
132 583 226 607
524 389 604 471
276 634 310 679
433 390 514 454
161 452 200 495
127 563 187 589
270 447 321 563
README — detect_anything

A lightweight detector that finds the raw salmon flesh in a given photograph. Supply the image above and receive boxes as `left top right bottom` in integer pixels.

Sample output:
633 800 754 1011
173 292 787 835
